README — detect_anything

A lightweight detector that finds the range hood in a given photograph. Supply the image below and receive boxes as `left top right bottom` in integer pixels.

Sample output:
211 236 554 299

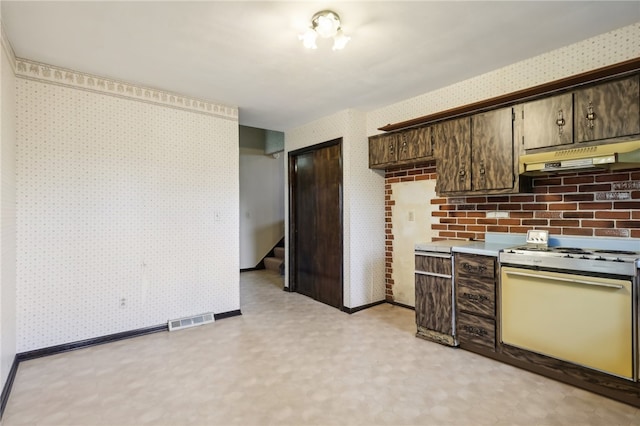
519 140 640 175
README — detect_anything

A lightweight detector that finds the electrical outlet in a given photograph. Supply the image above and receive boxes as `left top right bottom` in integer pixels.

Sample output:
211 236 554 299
120 297 126 308
408 210 415 222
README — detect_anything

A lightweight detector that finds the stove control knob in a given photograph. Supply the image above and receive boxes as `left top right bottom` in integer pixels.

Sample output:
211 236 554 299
563 254 573 258
594 256 606 261
613 258 625 263
580 256 590 260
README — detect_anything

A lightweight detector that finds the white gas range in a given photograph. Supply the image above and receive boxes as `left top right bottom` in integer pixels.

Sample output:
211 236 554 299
499 230 639 381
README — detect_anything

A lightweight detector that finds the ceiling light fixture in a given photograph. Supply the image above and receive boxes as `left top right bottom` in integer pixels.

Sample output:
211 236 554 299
299 10 350 51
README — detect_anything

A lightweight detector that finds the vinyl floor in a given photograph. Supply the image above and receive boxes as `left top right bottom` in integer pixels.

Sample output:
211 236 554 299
2 270 639 425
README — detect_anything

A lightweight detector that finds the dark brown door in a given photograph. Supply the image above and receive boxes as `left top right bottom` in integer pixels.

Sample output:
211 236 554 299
289 140 343 309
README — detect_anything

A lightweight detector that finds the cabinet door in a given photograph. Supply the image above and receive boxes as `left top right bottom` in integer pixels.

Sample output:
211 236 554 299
434 117 471 193
415 274 452 335
574 75 640 143
399 126 433 161
369 133 398 168
522 93 573 149
472 108 514 191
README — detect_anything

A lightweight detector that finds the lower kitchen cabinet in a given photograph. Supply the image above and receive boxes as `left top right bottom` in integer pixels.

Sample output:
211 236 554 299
415 252 455 346
454 253 497 351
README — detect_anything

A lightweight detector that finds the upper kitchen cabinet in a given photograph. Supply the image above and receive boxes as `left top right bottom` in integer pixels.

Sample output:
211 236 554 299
368 126 435 169
399 126 434 162
434 117 472 193
521 92 573 150
520 73 640 151
435 108 524 196
574 74 640 144
369 133 399 168
471 108 515 192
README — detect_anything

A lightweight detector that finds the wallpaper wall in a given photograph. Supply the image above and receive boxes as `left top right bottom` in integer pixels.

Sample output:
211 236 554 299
285 110 386 309
366 23 640 135
1 21 17 389
15 63 239 352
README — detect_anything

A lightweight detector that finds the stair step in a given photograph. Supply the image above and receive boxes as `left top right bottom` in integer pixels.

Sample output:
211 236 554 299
274 247 285 259
264 257 283 272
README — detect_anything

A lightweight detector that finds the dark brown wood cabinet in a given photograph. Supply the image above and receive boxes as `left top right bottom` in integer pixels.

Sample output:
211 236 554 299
521 74 640 151
574 74 640 143
471 108 515 192
369 133 398 167
454 253 497 351
369 126 434 169
434 117 472 193
435 109 522 195
415 254 455 346
521 92 574 150
399 126 434 162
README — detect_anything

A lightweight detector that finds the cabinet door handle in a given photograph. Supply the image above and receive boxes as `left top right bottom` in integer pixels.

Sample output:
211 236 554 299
402 139 407 153
586 102 596 129
461 292 489 302
462 325 488 337
556 109 566 134
462 262 486 273
389 143 394 155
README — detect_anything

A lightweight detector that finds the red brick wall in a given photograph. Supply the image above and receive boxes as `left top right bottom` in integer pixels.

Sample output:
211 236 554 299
383 165 640 300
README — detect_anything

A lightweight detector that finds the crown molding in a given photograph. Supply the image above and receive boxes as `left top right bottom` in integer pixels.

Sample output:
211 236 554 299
1 21 17 73
14 57 238 121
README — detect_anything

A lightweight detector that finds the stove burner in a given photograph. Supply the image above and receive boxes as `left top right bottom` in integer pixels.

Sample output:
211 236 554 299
514 246 551 252
554 247 591 254
594 249 639 256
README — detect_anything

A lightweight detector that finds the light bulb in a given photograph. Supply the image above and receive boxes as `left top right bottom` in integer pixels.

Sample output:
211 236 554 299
314 12 339 38
332 31 350 50
299 29 318 49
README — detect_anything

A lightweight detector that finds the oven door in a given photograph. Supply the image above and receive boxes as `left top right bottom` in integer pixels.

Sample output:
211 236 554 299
501 266 633 380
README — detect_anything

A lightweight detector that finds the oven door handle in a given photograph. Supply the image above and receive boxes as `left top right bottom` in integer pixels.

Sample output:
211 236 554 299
505 270 624 289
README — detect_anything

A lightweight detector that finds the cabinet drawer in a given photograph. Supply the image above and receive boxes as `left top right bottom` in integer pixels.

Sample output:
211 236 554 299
457 312 495 349
415 255 451 276
457 277 495 317
455 254 494 279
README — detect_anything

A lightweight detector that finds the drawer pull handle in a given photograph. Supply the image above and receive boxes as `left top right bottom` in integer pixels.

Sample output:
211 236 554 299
462 263 487 273
461 292 489 302
462 325 488 337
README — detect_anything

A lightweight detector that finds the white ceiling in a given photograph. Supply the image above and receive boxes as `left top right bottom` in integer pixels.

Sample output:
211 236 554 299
2 1 639 131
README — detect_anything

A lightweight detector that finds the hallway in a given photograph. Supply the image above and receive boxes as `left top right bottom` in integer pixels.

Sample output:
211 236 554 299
2 270 639 425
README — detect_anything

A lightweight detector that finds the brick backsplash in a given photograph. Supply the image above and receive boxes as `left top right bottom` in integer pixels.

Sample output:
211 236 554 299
383 165 640 300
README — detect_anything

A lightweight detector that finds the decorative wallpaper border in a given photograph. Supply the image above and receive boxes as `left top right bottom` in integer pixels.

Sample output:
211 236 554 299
14 57 238 121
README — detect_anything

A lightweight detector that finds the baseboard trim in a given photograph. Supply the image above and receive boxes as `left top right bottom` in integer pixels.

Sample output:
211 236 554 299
214 309 242 320
17 324 169 362
387 300 415 311
283 286 293 292
240 267 264 272
342 300 386 314
0 355 19 420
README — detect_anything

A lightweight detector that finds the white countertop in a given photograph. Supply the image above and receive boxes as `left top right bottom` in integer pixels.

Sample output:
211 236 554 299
452 241 517 257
